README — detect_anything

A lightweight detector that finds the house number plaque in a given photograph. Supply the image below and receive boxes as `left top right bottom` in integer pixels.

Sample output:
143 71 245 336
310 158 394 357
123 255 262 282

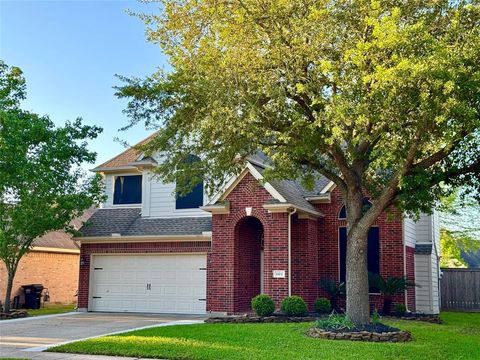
272 270 286 278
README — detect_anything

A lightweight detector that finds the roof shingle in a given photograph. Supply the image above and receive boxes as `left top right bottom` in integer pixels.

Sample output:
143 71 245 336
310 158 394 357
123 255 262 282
79 208 212 238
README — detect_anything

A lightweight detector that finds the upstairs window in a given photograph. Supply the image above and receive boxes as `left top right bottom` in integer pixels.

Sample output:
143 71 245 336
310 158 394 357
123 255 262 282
113 175 142 205
176 182 203 209
175 154 204 210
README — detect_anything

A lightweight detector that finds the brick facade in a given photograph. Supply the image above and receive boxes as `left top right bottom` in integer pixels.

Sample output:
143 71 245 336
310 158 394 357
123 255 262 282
208 172 289 313
314 187 411 312
0 250 79 305
77 171 414 314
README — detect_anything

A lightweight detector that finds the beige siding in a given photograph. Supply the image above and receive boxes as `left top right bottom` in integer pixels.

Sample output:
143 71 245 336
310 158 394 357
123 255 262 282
415 214 432 243
415 254 434 312
103 173 114 207
403 217 417 248
145 173 209 218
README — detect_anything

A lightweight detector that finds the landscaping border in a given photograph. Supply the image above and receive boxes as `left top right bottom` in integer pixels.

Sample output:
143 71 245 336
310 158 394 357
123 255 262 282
206 314 317 323
307 328 412 342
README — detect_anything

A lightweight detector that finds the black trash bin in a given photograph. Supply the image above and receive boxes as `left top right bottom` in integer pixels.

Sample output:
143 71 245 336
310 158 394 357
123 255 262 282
22 284 44 309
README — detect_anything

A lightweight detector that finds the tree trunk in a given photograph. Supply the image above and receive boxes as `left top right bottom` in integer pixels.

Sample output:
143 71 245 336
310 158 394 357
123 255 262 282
4 271 15 313
383 297 393 315
345 227 370 325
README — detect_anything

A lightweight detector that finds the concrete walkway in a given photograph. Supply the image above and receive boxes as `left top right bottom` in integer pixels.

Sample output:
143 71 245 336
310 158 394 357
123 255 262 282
0 312 205 360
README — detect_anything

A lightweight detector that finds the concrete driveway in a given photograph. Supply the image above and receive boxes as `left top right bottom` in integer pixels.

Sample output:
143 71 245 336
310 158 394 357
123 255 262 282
0 312 205 359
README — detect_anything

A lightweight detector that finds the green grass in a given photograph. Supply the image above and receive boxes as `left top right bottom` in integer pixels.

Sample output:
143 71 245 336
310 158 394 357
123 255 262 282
49 312 480 360
27 303 75 316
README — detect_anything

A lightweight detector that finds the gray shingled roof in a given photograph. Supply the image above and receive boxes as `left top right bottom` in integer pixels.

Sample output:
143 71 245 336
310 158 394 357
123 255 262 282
269 179 320 213
79 208 212 238
415 243 433 255
249 162 330 214
33 207 95 250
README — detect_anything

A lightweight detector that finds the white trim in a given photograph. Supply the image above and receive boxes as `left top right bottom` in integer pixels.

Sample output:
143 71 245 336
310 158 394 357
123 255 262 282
320 181 336 193
108 204 142 209
246 162 287 202
287 208 297 296
305 193 331 203
200 202 230 214
208 162 287 205
31 246 80 254
77 234 212 244
92 166 140 173
209 168 249 204
262 203 322 217
402 219 408 310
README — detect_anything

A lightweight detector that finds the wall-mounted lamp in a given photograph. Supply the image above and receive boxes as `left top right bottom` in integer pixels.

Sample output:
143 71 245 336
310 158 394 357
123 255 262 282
80 256 86 267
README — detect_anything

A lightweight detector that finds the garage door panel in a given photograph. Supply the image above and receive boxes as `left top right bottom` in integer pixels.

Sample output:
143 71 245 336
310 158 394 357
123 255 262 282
91 254 206 314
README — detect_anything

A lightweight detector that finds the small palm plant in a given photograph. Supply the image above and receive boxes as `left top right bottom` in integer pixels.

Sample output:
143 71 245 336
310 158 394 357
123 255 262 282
368 273 415 315
318 278 346 312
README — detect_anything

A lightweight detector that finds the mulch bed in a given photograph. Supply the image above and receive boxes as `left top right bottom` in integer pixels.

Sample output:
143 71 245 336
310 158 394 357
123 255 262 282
0 309 28 320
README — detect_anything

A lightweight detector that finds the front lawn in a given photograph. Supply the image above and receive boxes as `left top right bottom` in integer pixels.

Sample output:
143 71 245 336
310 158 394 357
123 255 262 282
27 303 75 316
49 312 480 360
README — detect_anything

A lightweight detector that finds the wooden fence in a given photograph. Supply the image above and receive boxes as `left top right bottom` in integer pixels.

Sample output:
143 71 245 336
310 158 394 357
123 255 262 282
441 268 480 311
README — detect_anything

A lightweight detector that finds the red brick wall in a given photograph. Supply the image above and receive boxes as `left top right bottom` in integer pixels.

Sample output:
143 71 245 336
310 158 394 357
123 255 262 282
405 246 416 311
234 217 262 312
77 176 412 315
291 216 319 309
77 241 210 309
208 172 289 314
314 187 407 311
0 250 79 305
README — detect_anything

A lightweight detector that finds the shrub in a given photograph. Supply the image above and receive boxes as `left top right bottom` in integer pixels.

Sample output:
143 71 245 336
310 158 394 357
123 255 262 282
316 313 355 331
395 303 407 316
251 295 275 317
314 298 331 314
371 309 381 325
281 296 308 316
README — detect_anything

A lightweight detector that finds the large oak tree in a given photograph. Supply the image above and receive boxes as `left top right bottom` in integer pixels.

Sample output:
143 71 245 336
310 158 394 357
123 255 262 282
0 62 104 312
117 0 480 324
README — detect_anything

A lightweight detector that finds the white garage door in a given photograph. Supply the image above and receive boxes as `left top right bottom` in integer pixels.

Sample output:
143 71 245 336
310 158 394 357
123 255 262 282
90 254 207 314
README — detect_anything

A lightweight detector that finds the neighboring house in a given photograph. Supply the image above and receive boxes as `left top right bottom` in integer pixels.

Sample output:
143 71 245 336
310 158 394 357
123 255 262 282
76 135 441 315
0 208 94 306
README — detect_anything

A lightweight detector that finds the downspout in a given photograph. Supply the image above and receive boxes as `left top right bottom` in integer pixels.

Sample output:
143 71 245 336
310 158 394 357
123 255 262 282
402 219 408 310
288 208 297 297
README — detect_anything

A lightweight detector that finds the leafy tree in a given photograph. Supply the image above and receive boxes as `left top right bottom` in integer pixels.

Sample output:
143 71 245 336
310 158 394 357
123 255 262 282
117 1 480 324
0 61 103 312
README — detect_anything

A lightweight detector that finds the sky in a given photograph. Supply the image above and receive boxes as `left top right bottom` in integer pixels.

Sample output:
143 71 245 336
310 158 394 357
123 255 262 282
0 0 167 168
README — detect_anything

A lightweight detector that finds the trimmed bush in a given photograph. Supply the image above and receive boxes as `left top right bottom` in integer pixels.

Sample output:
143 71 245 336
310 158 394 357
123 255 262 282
251 295 275 317
315 297 332 314
281 296 308 316
395 303 407 316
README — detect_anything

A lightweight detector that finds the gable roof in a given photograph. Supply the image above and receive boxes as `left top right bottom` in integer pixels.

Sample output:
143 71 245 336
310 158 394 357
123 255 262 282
92 132 159 172
78 208 211 238
207 161 326 216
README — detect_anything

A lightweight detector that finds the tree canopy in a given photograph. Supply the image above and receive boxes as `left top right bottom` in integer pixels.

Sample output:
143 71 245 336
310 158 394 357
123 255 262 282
0 61 103 312
117 0 480 324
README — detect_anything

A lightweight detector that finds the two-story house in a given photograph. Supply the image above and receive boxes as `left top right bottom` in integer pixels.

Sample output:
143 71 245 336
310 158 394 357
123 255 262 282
76 134 441 315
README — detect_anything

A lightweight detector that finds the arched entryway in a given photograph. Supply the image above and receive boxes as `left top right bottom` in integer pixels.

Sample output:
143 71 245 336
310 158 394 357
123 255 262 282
234 216 264 313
